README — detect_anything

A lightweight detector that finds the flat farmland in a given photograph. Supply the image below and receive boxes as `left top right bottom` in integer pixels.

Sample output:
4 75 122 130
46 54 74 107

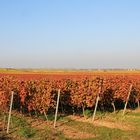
0 69 140 80
1 69 140 140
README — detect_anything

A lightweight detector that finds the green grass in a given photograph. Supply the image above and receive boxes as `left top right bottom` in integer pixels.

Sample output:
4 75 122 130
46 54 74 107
28 126 66 140
0 109 140 140
10 115 36 138
63 119 130 140
60 109 140 140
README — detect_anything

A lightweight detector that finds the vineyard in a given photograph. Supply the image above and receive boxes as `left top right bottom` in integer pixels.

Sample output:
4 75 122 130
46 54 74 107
0 73 140 139
0 75 140 114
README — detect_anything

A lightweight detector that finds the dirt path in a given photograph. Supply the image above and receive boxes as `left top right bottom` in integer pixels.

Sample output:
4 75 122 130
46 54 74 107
27 117 96 139
68 115 134 131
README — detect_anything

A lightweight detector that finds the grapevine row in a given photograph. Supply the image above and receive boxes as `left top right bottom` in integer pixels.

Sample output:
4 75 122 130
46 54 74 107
0 76 140 115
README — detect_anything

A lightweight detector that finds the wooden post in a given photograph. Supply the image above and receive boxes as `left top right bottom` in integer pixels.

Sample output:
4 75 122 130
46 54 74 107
7 91 14 133
92 95 100 122
82 105 86 118
72 106 75 116
138 100 140 108
44 111 48 121
54 89 61 128
92 78 103 122
111 102 116 113
122 84 133 116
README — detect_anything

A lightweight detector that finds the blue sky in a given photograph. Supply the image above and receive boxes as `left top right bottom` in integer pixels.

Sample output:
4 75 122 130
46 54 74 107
0 0 140 69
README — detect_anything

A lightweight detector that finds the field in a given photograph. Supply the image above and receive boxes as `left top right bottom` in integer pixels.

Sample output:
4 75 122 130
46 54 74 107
0 69 140 80
0 69 140 140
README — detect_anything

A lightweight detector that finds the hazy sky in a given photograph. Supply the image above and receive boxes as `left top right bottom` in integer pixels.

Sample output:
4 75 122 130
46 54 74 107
0 0 140 69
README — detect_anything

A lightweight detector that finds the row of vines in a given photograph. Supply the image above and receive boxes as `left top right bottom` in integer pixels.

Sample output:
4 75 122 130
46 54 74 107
0 76 140 116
